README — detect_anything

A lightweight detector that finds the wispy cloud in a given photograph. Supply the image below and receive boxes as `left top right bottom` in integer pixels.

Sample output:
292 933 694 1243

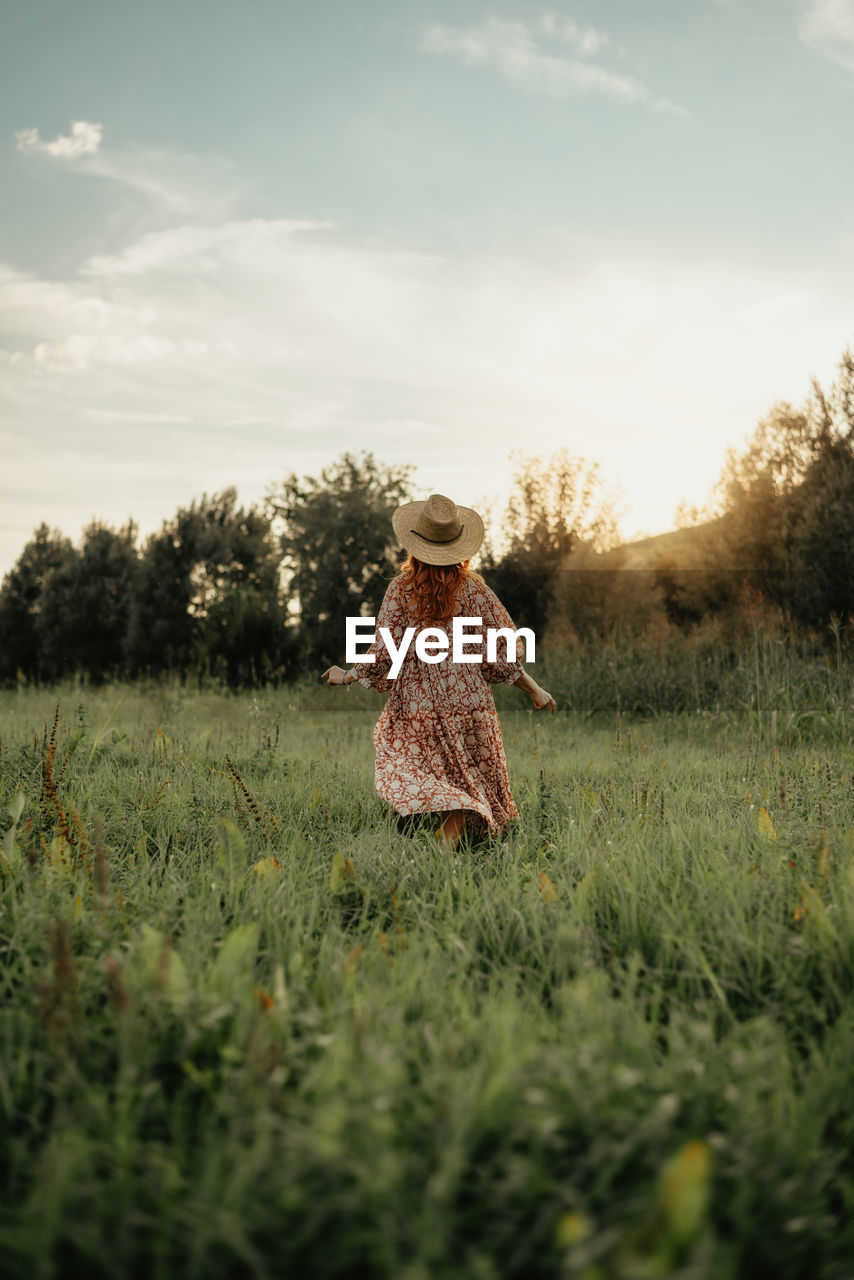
81 218 334 278
535 11 609 57
15 119 103 158
418 13 686 113
799 0 854 71
14 122 244 215
84 152 194 212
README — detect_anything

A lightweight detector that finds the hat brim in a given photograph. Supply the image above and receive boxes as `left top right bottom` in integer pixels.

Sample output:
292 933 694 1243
392 501 484 566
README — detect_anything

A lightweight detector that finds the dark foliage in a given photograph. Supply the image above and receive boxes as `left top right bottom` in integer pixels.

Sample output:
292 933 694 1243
125 488 291 685
265 451 414 670
36 521 139 683
0 523 74 682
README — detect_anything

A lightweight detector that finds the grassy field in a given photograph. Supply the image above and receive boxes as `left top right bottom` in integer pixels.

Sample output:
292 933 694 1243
1 664 854 1279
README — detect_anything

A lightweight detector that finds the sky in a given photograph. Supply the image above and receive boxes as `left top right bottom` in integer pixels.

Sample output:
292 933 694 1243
2 0 854 577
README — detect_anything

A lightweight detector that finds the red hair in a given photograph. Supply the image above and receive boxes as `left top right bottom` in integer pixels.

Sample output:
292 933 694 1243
398 554 483 627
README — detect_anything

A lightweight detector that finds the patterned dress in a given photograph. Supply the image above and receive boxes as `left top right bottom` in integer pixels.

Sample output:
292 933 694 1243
350 572 524 834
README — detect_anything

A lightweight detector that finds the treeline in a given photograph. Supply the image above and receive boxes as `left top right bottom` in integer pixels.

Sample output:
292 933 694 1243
487 347 854 650
2 348 854 688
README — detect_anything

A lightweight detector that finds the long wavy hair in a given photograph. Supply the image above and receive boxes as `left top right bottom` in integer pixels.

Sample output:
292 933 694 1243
398 554 484 627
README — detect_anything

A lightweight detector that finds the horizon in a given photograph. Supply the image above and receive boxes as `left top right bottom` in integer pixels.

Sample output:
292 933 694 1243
3 0 854 579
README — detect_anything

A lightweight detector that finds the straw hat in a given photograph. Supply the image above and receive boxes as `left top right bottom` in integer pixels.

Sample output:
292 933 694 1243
392 493 484 566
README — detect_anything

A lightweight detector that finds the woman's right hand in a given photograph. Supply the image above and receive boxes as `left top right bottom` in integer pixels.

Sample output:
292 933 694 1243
321 665 347 685
530 684 556 714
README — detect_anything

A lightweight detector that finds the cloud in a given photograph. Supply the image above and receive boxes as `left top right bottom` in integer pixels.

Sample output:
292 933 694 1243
31 332 208 374
536 11 609 56
82 408 194 425
799 0 854 71
14 121 244 215
418 14 685 112
0 264 155 329
15 119 103 158
81 218 334 277
85 154 193 212
2 216 853 575
82 144 247 215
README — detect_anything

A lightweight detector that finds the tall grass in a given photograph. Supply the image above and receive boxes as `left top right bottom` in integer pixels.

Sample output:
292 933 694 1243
1 669 853 1278
532 615 854 741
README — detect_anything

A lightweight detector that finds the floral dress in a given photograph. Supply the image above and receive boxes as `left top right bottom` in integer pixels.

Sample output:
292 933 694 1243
350 573 524 835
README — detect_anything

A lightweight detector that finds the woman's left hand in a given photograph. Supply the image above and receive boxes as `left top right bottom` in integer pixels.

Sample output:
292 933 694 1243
322 665 347 685
531 684 556 713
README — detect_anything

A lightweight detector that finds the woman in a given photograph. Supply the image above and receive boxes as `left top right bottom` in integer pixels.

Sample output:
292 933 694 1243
322 493 555 847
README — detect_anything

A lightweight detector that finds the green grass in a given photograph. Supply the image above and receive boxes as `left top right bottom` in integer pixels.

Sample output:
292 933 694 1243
1 674 854 1279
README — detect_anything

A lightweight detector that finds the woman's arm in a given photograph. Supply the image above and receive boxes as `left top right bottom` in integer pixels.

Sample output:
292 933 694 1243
514 666 556 713
321 579 402 691
321 665 358 685
474 579 555 711
471 579 525 686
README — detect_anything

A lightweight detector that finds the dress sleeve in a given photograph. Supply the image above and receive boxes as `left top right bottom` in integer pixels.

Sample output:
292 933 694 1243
471 578 525 686
350 578 406 692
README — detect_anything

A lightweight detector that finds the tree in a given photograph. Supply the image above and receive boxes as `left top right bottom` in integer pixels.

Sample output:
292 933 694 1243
0 523 74 683
127 488 288 683
265 452 415 670
480 449 622 637
784 438 854 626
189 495 290 686
36 520 139 683
710 345 854 629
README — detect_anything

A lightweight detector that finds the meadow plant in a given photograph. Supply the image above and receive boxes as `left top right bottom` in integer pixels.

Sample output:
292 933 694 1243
0 663 853 1277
